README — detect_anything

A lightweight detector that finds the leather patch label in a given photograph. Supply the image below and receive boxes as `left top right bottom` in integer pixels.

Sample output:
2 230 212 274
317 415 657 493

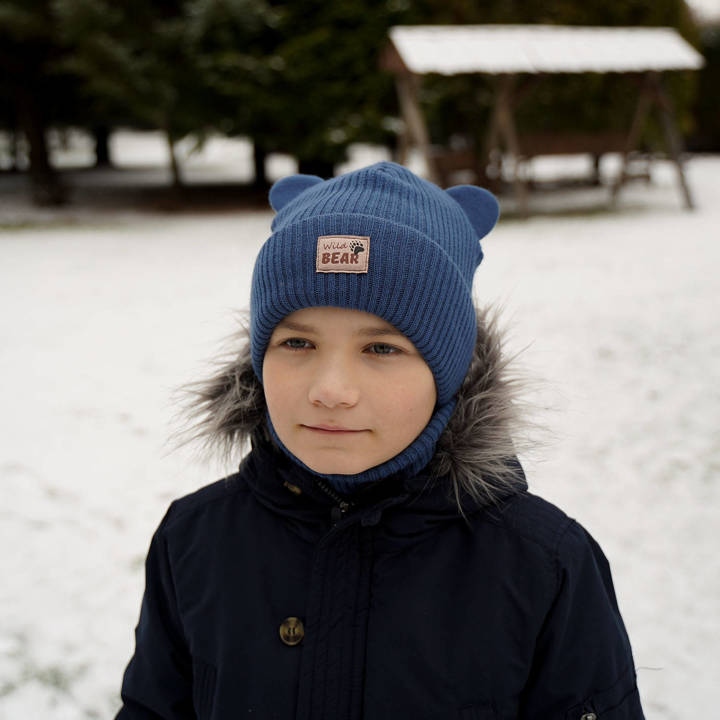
316 235 369 273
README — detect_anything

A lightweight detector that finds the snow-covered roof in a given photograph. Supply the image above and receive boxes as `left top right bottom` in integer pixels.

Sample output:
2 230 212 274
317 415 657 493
685 0 720 23
388 25 705 75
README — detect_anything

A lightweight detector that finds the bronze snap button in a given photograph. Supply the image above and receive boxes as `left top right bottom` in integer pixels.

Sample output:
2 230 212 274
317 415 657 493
283 481 302 495
279 617 304 646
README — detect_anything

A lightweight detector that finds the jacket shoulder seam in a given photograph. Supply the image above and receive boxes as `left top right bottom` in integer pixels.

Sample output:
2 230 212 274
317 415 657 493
160 472 248 534
551 517 579 596
487 493 575 559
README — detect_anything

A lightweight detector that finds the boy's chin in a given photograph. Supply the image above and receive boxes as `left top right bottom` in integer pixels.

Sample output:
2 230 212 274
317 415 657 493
298 453 380 477
305 461 376 477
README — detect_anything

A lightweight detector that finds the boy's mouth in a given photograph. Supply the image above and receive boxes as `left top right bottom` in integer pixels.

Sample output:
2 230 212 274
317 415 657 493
302 424 366 434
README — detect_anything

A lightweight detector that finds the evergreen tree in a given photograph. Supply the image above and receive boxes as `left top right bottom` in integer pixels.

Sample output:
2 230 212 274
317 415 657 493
179 0 280 185
261 0 399 176
0 0 78 203
192 0 400 179
690 22 720 150
1 0 705 203
55 0 216 186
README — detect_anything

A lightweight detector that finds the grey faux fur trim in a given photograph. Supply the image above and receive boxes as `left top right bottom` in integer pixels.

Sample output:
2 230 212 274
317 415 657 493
175 314 263 460
175 306 532 510
429 307 530 512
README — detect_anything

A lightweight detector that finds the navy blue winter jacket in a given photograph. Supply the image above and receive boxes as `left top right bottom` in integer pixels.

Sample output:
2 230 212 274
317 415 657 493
116 314 644 720
116 441 643 720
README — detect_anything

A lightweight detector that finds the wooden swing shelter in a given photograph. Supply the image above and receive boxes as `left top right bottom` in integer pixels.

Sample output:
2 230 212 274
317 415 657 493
382 25 705 214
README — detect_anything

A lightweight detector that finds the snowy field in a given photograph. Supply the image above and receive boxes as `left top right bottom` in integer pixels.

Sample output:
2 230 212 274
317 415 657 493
1 138 719 719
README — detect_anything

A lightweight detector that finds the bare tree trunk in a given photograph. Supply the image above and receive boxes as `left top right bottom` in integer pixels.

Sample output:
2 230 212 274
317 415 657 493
9 130 20 172
16 88 65 205
298 158 334 178
165 129 183 188
253 141 267 188
93 126 111 167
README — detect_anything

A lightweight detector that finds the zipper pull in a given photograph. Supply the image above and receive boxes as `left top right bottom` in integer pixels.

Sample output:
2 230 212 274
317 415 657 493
331 500 351 526
314 478 354 527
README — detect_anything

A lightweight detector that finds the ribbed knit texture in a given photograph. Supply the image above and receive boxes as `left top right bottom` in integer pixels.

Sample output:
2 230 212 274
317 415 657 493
250 162 496 493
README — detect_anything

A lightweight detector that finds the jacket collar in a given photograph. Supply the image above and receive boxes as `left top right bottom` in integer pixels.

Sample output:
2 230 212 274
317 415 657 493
242 429 527 534
182 305 530 525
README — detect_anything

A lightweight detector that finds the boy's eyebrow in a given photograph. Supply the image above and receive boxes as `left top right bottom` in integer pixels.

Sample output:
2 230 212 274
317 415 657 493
355 326 405 338
274 320 318 333
275 319 405 337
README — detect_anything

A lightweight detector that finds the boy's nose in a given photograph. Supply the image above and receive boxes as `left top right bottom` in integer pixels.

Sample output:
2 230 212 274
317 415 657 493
307 363 359 408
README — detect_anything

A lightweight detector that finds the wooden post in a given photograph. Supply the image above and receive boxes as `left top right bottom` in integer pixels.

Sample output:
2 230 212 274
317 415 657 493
396 121 410 166
480 78 503 184
648 72 695 209
611 71 695 210
494 74 529 216
395 72 439 184
610 73 653 206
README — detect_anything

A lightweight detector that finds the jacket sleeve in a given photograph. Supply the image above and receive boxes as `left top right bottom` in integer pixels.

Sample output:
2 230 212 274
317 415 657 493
116 508 195 719
519 521 645 720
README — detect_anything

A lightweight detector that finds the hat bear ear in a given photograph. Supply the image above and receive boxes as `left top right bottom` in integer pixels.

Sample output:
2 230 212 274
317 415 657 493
269 174 324 211
445 185 500 240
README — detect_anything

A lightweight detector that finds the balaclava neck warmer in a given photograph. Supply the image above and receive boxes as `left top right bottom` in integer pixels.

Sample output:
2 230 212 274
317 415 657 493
250 161 499 494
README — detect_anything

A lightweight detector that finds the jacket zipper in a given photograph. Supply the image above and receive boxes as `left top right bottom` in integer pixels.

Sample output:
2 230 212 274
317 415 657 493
313 478 355 526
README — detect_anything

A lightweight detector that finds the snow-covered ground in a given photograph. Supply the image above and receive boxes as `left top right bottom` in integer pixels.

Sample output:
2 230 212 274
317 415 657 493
1 138 718 719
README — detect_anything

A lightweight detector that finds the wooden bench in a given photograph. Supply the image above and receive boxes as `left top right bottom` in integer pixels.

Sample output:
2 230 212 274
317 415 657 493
433 131 633 188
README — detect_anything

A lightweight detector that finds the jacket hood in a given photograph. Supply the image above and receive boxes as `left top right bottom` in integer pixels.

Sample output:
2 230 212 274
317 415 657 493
177 306 530 518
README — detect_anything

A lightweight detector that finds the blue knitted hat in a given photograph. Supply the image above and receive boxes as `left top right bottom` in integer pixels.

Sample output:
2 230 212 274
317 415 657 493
250 161 499 492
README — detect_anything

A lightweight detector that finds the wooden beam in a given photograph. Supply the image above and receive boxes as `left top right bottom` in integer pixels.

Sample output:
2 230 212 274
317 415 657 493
379 40 409 74
610 73 653 205
395 72 439 184
480 78 503 184
495 74 529 216
611 71 695 210
648 72 695 209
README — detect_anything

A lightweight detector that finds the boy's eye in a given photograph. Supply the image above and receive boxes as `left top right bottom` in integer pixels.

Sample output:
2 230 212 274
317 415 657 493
282 338 312 350
367 343 399 355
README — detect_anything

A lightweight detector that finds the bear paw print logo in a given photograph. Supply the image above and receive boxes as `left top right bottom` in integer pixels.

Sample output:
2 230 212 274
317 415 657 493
350 240 365 256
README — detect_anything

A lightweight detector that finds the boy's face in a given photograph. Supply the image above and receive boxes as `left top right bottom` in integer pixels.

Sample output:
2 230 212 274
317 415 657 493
263 306 437 476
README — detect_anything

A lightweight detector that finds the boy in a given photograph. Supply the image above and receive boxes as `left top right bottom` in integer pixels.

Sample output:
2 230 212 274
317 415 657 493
116 162 645 719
